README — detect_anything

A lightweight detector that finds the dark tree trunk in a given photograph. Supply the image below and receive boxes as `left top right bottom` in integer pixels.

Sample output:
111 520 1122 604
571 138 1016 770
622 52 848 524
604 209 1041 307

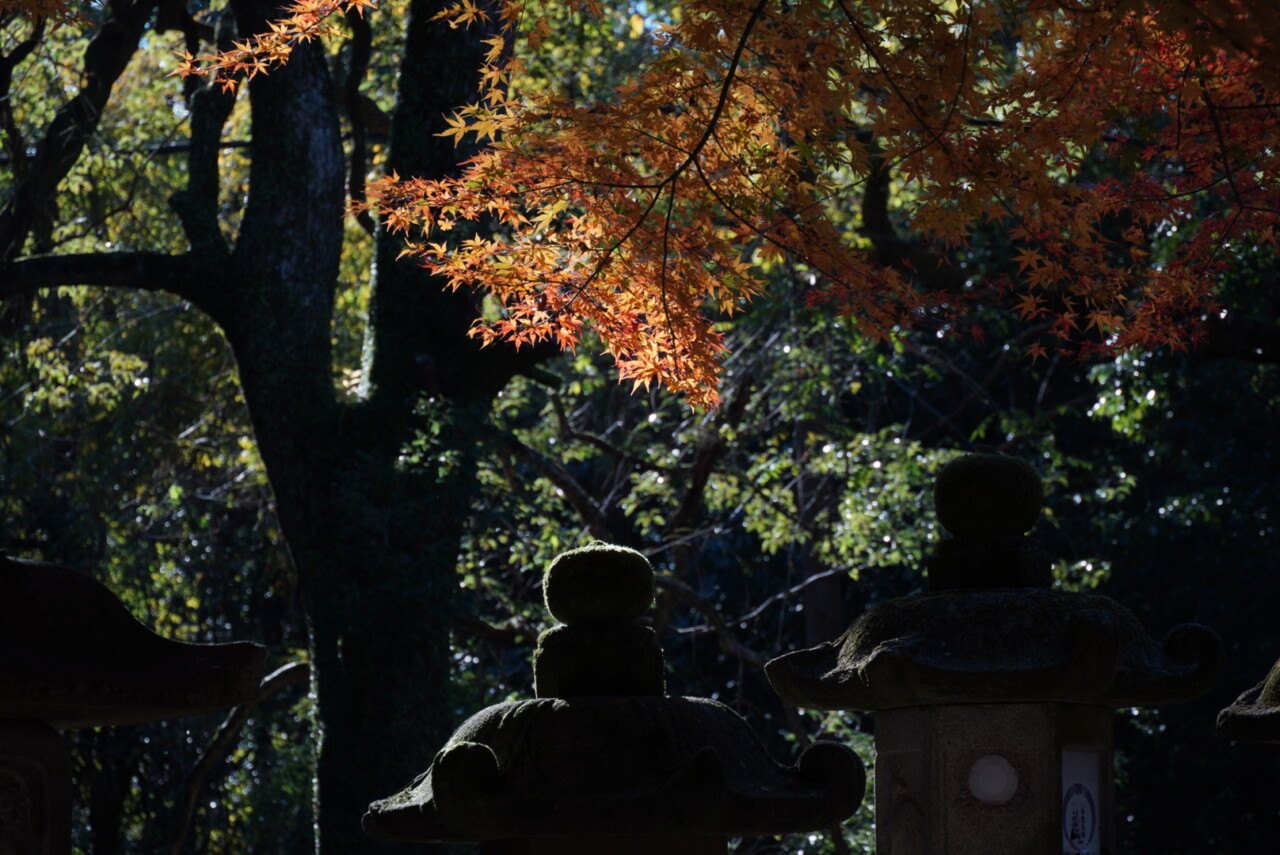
1 1 541 848
217 2 535 851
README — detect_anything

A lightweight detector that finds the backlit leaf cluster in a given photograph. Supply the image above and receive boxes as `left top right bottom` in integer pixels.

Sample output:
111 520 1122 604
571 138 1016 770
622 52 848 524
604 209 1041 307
361 0 1279 405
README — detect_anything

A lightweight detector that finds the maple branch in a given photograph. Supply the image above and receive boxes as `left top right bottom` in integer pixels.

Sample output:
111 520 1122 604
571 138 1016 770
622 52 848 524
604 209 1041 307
1198 79 1247 261
835 0 948 156
670 0 770 183
534 0 770 309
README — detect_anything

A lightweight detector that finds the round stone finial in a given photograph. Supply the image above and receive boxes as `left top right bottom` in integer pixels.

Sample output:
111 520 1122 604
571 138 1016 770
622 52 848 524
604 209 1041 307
934 453 1043 537
542 542 654 626
536 543 663 698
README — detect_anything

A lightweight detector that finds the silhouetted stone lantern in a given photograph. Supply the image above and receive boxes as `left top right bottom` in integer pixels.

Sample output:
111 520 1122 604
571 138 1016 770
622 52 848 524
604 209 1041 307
1218 657 1280 743
0 552 267 855
364 542 866 854
765 453 1224 855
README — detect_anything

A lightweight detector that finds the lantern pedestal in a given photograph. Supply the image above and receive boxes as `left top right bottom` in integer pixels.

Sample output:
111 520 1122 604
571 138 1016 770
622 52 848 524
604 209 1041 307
876 703 1112 855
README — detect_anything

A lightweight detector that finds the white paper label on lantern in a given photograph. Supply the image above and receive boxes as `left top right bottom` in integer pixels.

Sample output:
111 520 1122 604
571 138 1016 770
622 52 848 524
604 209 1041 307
1061 749 1101 854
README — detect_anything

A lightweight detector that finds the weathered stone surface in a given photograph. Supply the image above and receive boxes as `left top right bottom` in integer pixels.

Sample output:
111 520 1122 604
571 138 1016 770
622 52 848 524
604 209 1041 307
874 703 1113 855
1217 656 1280 743
933 452 1042 538
364 696 864 842
364 543 866 844
928 452 1052 589
0 719 71 855
766 587 1223 710
542 542 655 626
0 553 267 727
534 624 664 698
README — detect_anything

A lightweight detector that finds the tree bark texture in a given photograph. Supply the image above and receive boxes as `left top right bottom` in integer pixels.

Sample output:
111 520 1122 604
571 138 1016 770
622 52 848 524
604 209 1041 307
217 2 532 851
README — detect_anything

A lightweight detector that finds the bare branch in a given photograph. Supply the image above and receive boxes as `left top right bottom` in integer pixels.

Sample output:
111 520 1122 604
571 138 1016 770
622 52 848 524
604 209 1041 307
653 573 764 670
166 661 310 855
734 567 850 627
495 431 615 542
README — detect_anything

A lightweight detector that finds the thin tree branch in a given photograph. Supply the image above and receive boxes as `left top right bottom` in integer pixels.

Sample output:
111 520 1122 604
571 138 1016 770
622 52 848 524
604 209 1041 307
167 661 311 855
170 15 239 255
494 431 616 542
342 5 376 235
653 573 764 670
735 567 850 627
0 14 44 176
0 0 159 260
1202 316 1280 364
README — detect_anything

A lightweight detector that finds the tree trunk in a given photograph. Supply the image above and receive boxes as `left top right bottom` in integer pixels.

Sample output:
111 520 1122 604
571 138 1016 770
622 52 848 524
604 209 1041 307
218 2 535 851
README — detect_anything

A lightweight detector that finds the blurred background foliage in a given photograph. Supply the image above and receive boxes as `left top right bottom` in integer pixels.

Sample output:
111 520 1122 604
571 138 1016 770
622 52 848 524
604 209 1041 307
3 1 1277 853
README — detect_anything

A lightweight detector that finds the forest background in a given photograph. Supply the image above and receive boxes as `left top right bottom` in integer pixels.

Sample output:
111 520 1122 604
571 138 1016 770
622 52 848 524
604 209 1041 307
1 1 1277 853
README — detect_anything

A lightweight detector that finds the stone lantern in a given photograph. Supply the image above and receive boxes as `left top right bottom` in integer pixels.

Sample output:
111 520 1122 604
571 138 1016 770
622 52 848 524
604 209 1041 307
364 542 866 854
0 552 267 855
765 453 1223 855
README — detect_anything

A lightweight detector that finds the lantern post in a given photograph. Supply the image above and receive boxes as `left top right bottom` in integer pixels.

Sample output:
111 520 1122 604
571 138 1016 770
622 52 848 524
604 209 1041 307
767 453 1223 855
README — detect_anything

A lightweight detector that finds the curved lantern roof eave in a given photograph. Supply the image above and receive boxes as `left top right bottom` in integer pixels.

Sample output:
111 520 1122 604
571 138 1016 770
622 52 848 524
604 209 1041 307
1218 657 1280 744
363 696 864 843
765 587 1223 712
0 553 267 728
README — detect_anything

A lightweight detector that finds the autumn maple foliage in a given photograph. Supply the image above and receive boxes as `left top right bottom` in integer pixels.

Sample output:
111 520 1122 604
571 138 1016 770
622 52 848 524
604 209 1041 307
187 0 1279 408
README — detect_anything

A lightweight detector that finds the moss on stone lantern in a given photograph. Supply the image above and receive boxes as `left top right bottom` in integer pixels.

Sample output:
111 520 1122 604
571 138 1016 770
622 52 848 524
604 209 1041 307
364 542 866 854
1218 657 1280 743
765 453 1223 855
0 551 267 855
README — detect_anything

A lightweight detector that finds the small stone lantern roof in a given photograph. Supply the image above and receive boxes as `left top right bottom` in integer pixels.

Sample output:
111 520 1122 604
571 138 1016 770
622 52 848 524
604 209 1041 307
1218 657 1280 743
364 542 865 846
0 552 267 726
765 453 1224 711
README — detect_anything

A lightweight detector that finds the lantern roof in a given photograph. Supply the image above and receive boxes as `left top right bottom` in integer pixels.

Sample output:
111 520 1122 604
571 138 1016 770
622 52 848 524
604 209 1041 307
0 552 266 727
766 453 1222 711
363 542 865 843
